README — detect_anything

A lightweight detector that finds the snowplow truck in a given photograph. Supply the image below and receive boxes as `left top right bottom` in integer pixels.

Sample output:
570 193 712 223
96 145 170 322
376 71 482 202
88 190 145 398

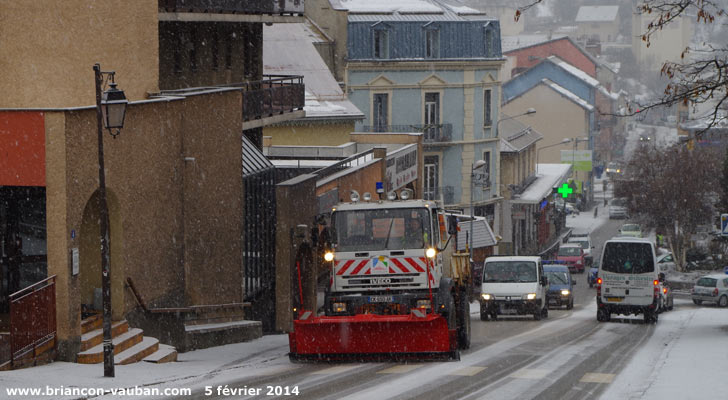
288 192 472 361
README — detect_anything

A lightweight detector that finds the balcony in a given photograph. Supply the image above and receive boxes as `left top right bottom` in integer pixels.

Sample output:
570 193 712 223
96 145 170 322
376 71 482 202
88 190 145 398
424 186 455 205
238 75 305 129
358 124 452 143
159 0 304 23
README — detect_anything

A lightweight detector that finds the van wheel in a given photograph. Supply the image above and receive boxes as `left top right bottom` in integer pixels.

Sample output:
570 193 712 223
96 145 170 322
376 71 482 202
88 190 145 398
480 304 489 321
490 312 498 321
597 308 610 322
719 296 728 308
542 306 548 319
566 298 574 310
644 310 658 324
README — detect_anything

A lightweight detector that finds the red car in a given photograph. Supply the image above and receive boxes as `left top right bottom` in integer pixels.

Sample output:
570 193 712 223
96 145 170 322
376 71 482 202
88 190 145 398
557 243 585 273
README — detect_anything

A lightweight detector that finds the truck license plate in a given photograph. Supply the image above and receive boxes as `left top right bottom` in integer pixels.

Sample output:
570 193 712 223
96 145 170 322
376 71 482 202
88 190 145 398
368 295 394 303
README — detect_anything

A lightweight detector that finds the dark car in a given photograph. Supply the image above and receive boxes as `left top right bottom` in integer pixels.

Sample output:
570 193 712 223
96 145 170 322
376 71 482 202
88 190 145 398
544 263 575 309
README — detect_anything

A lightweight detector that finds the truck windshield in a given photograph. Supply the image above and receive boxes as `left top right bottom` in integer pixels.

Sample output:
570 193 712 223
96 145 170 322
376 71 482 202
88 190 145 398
483 261 537 283
601 242 654 274
332 208 432 252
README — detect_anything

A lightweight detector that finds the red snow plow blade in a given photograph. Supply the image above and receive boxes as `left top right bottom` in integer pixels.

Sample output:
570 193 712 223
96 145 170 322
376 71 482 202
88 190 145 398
288 311 458 361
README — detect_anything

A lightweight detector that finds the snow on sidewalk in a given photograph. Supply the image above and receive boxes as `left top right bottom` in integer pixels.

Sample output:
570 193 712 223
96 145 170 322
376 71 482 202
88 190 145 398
601 299 728 399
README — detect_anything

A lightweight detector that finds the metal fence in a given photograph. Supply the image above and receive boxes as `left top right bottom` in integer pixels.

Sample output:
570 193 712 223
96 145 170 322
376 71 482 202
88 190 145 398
9 275 56 364
358 124 452 142
159 0 304 15
239 75 305 122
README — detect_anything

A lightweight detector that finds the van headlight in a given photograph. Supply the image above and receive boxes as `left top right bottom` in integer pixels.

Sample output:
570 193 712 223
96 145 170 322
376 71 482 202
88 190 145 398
561 290 570 296
481 293 492 301
525 293 536 300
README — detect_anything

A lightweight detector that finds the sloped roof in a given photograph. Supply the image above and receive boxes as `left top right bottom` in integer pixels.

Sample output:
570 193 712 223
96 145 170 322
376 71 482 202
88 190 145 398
540 79 594 111
575 6 619 22
263 23 363 121
343 0 492 21
512 163 572 204
548 56 619 100
499 117 543 153
455 216 498 250
243 136 273 176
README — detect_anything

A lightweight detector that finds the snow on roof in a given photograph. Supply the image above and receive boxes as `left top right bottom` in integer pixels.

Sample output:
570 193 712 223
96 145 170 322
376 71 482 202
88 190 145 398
501 34 569 53
540 79 594 111
263 23 363 121
512 163 571 204
442 3 482 15
455 215 498 249
575 6 619 22
340 0 443 14
548 56 619 101
499 117 543 153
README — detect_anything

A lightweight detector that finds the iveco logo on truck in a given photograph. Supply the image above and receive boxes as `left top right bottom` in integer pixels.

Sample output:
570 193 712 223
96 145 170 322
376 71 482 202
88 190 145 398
369 277 392 285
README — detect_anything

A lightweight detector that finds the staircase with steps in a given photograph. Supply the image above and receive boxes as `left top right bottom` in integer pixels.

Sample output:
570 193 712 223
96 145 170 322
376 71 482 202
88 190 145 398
78 314 177 365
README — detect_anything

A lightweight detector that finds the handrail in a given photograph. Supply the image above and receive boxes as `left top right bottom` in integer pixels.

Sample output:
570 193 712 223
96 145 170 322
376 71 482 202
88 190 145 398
9 275 56 300
313 149 375 179
126 277 250 314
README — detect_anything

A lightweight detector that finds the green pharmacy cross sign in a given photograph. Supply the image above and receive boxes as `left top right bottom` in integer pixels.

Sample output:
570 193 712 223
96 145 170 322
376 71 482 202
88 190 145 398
558 183 573 198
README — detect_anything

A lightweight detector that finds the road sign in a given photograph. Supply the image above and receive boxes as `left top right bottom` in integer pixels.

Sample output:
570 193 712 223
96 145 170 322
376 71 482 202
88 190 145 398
722 214 728 237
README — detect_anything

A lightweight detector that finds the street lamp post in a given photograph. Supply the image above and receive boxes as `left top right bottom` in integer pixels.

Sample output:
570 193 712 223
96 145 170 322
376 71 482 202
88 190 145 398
536 138 572 174
93 63 128 378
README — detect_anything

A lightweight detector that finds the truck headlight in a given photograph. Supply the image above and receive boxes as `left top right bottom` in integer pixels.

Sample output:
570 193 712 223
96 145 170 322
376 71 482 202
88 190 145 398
416 299 431 309
561 290 570 296
333 302 346 312
481 293 492 301
324 251 334 262
525 293 536 300
426 248 437 258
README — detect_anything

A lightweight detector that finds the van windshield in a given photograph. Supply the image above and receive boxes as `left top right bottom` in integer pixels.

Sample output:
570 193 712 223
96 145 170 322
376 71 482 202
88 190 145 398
601 242 654 274
483 261 537 283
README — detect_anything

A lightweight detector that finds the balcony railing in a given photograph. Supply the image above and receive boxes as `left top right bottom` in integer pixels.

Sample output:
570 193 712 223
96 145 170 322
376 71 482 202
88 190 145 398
358 123 452 142
159 0 304 15
424 186 455 204
234 75 304 122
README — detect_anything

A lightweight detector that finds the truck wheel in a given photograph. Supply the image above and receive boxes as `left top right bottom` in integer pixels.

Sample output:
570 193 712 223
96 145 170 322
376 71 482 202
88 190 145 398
458 294 471 350
479 303 489 321
445 298 456 329
693 299 702 305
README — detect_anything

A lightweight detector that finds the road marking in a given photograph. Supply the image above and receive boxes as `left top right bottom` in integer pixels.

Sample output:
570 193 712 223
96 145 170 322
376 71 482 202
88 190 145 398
256 365 300 376
509 368 549 379
311 365 360 375
580 373 615 383
377 364 423 374
449 366 487 376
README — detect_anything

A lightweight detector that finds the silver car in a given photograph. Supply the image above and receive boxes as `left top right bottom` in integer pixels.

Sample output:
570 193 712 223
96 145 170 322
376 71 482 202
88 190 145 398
691 274 728 307
608 198 629 219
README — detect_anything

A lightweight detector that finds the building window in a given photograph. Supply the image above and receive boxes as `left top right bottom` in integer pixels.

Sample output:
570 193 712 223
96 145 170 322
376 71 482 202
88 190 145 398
212 31 219 71
426 29 439 58
482 151 491 187
374 30 389 59
484 88 492 126
424 155 439 201
373 93 389 131
189 27 198 72
225 33 233 70
424 92 440 140
485 29 494 57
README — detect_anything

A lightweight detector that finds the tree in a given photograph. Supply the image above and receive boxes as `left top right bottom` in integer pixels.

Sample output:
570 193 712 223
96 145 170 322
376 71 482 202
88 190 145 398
516 0 728 136
717 145 728 213
614 144 720 270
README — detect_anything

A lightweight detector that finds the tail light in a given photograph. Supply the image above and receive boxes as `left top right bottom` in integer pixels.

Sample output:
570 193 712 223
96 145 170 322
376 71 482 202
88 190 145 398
596 277 602 297
597 277 602 285
663 287 668 294
714 288 719 296
653 280 659 286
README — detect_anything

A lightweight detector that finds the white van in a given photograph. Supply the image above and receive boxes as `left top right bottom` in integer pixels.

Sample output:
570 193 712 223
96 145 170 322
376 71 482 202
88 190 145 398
479 256 549 321
597 238 661 323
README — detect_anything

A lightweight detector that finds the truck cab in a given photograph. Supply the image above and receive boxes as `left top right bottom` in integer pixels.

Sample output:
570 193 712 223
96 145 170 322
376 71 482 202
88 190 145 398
479 256 549 321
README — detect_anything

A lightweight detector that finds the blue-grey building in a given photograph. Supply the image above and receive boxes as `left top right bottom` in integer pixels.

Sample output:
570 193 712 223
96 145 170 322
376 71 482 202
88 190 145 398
342 0 506 230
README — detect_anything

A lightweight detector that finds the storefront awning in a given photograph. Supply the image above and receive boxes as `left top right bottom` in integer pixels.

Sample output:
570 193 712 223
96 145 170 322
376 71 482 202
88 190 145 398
455 216 498 250
510 163 572 204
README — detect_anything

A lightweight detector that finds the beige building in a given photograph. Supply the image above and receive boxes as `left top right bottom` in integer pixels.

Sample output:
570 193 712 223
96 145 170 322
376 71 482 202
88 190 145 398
0 0 304 368
575 5 620 44
503 80 593 199
632 9 693 73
